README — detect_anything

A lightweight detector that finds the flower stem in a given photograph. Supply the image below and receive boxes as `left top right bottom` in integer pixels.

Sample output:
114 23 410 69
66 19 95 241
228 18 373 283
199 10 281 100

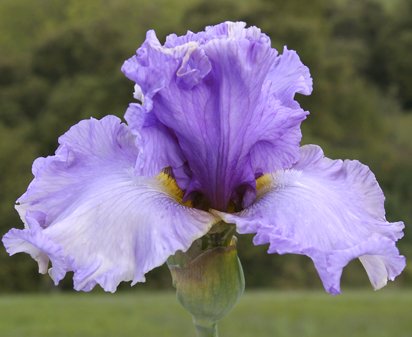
195 321 218 337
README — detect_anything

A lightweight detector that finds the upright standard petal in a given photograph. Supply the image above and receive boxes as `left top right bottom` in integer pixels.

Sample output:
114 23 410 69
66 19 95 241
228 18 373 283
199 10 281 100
215 145 405 294
122 22 312 210
2 116 216 292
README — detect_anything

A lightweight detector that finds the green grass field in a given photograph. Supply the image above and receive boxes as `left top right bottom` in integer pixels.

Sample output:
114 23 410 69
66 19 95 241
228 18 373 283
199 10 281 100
0 290 411 337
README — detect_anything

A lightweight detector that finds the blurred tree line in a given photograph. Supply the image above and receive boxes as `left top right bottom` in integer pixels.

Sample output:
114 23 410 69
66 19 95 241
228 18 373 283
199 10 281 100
0 0 411 292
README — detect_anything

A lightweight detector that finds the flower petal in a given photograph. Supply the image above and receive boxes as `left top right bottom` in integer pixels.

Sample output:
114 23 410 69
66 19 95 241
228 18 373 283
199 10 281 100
122 22 312 210
214 145 405 294
267 47 313 107
2 116 216 292
125 103 186 176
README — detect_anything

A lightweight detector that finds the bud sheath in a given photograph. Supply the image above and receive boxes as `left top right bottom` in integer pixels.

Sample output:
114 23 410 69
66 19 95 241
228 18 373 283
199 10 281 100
168 238 245 337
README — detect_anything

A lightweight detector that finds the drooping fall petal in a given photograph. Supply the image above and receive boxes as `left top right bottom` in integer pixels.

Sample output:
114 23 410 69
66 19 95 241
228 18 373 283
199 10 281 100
3 116 216 292
215 145 405 294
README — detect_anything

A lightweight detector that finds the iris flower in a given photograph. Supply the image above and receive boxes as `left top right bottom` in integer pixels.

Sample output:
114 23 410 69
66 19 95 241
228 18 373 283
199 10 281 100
2 22 405 295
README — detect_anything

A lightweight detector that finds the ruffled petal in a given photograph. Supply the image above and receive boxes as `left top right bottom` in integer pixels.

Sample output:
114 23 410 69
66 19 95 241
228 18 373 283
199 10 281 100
122 21 312 210
267 47 313 107
214 145 405 294
125 103 186 176
2 116 216 292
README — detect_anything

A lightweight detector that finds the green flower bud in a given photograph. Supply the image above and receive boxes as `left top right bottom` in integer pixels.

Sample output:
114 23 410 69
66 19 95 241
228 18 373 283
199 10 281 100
168 237 245 337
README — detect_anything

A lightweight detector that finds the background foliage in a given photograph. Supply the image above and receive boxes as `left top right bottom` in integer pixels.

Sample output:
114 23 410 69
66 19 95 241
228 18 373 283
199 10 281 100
0 0 411 292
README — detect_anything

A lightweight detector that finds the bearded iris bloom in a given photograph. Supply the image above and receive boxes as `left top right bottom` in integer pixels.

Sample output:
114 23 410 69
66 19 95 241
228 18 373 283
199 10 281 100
2 22 405 296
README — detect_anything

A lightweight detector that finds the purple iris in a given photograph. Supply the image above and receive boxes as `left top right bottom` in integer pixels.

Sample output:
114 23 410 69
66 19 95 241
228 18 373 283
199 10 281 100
2 22 405 294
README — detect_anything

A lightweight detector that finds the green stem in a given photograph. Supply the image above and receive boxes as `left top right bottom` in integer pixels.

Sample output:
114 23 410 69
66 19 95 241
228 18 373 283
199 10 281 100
195 321 218 337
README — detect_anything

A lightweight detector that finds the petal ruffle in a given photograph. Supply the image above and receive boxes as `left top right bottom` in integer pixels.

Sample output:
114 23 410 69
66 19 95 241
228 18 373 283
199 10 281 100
214 145 405 294
125 103 186 176
2 116 216 292
122 22 312 210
